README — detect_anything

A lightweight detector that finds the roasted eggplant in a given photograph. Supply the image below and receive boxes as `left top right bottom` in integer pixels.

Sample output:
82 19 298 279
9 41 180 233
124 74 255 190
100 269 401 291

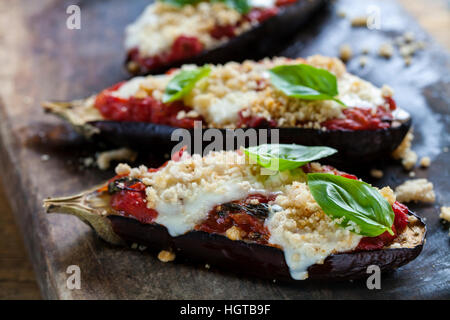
124 0 328 75
43 56 412 162
43 147 425 281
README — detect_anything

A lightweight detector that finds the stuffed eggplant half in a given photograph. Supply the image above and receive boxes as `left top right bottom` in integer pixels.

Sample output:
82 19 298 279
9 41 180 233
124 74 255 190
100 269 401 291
44 145 425 281
43 56 411 161
124 0 327 75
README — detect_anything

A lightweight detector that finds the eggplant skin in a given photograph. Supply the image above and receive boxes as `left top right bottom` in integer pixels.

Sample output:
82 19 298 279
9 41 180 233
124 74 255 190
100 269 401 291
126 0 329 75
108 211 425 282
90 117 411 163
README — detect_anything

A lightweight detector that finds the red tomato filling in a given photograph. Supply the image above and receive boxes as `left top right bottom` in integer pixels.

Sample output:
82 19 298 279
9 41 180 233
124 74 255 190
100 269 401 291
210 25 236 39
275 0 298 5
321 101 396 131
237 110 278 128
94 82 204 128
106 160 408 250
245 7 279 22
355 201 409 251
127 35 204 72
107 158 182 223
237 99 397 130
195 194 276 244
110 181 158 224
302 163 359 180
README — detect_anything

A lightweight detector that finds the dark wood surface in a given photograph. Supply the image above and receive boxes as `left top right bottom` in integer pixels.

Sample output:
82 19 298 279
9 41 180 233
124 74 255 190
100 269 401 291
0 0 448 299
0 183 41 299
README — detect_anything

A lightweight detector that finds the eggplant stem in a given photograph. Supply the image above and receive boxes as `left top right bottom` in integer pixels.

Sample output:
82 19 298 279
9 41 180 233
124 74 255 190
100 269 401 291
42 99 101 137
43 188 124 245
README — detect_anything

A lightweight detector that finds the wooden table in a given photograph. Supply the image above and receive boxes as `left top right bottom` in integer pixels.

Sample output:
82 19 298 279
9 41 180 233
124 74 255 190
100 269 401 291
0 0 448 299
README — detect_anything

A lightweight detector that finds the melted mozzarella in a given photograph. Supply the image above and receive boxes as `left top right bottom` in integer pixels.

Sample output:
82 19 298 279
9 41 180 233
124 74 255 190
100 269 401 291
124 5 166 56
249 0 277 8
111 77 147 99
155 180 252 237
337 73 385 109
205 91 258 125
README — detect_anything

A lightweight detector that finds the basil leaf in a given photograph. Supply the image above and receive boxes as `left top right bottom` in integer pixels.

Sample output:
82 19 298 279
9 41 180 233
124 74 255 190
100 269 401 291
244 144 337 172
163 66 211 103
159 0 251 14
159 0 203 7
215 0 251 14
268 64 346 106
307 173 395 237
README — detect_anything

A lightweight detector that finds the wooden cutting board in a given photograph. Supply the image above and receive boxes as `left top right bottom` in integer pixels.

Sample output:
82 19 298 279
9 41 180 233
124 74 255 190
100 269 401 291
0 0 448 299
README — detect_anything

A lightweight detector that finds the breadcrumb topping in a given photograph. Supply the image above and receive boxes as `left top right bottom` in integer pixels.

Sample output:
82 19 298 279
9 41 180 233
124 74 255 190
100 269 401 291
103 55 392 129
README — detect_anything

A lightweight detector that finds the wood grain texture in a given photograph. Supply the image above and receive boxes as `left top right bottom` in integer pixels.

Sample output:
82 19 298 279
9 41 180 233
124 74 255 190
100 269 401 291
0 0 448 299
0 183 41 300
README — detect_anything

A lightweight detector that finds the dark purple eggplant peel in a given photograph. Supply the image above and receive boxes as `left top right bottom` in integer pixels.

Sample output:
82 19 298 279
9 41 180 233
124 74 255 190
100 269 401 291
43 184 426 282
42 100 411 163
126 0 329 76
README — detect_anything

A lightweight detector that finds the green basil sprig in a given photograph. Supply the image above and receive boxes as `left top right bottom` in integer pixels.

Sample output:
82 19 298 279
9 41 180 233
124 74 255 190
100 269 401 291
244 144 337 172
159 0 203 7
218 0 251 14
307 173 395 237
159 0 251 14
268 64 346 106
163 66 211 103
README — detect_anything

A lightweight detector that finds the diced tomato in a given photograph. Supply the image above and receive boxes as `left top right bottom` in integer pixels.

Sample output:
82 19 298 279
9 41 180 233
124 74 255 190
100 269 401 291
306 164 358 180
197 213 233 234
94 83 204 128
392 201 409 232
385 97 397 111
246 7 279 23
355 226 397 251
195 194 273 244
210 25 235 39
322 105 394 131
167 36 204 62
171 146 188 162
339 173 358 180
276 0 297 6
246 193 277 203
127 48 165 72
355 201 410 251
127 35 203 72
110 186 157 224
